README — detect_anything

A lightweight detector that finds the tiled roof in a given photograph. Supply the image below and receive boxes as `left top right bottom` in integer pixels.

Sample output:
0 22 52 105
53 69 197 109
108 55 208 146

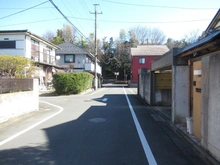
56 42 94 57
130 45 169 56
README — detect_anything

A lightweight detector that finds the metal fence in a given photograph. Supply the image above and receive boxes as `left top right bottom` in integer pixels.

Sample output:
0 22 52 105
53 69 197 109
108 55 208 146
0 78 33 94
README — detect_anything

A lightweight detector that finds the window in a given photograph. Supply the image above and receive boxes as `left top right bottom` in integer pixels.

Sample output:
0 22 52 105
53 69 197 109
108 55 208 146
64 54 75 63
139 58 145 64
0 41 16 49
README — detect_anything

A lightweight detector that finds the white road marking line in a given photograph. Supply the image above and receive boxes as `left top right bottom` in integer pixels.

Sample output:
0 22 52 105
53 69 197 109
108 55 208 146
123 87 157 165
0 101 63 147
129 88 136 95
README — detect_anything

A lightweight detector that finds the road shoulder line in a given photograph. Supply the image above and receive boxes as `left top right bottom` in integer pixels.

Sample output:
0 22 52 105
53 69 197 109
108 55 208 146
123 87 157 165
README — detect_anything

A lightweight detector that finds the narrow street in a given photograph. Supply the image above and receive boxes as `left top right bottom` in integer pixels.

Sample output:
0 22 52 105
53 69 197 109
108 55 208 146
0 86 208 165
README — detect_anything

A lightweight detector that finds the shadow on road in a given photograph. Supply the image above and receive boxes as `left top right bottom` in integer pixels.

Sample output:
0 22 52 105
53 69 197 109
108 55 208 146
0 90 207 165
0 93 148 165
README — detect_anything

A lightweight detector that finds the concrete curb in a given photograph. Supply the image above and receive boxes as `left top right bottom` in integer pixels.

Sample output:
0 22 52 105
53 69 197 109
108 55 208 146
167 121 220 165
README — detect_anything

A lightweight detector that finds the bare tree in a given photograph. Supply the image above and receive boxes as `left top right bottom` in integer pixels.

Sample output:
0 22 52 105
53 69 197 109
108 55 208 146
128 30 138 47
166 38 185 49
129 26 151 44
42 30 55 42
150 27 166 44
183 29 201 44
166 29 201 49
129 26 166 45
119 29 127 42
62 24 76 43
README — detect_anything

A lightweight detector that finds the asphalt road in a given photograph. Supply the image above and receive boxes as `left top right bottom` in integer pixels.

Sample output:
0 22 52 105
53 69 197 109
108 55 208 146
0 86 208 165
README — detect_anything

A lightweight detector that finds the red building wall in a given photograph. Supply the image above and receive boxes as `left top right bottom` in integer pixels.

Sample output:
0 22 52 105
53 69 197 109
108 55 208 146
130 56 160 83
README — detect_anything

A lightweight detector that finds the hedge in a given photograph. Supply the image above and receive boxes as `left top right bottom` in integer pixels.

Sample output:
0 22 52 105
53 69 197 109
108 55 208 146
52 72 94 95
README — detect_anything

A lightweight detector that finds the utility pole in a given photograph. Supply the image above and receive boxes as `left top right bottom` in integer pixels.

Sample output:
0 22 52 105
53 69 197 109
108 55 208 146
90 4 102 90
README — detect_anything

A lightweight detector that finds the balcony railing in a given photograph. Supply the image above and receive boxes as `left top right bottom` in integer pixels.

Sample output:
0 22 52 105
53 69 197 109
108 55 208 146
31 55 56 65
85 63 102 75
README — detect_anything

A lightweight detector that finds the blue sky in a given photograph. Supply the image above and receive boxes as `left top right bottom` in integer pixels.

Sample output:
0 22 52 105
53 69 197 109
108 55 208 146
0 0 219 42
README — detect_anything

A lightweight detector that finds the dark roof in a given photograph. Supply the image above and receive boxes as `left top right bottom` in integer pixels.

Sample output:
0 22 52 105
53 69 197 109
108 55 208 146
56 42 95 58
205 9 220 33
0 30 28 33
0 29 59 49
176 30 220 56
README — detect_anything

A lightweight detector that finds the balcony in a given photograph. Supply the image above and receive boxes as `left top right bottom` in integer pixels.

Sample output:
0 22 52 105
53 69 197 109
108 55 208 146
31 55 57 66
85 63 102 75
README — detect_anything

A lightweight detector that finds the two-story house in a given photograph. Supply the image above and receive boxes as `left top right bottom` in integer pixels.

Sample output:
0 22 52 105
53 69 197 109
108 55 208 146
0 30 60 88
130 45 169 84
55 42 102 75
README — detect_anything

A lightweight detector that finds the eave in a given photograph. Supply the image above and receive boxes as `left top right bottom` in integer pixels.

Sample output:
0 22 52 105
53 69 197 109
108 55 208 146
179 40 220 58
177 31 220 58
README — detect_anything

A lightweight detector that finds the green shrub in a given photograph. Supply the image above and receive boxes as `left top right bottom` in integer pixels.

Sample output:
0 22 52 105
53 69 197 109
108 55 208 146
52 73 73 95
52 72 94 95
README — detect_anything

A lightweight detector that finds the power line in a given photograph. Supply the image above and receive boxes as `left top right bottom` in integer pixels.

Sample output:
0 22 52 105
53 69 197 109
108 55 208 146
97 18 211 24
0 17 211 28
80 0 106 36
79 0 102 36
61 0 88 36
100 0 218 10
81 0 91 12
0 18 64 27
37 0 64 26
0 1 49 20
49 0 88 40
0 7 54 10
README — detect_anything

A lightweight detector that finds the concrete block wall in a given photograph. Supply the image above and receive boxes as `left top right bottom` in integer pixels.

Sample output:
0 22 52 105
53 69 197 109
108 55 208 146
201 52 220 162
154 89 172 106
172 65 190 123
0 79 39 123
144 73 151 104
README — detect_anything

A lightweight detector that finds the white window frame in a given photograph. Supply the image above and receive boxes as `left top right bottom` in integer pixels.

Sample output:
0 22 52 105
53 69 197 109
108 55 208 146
139 58 145 64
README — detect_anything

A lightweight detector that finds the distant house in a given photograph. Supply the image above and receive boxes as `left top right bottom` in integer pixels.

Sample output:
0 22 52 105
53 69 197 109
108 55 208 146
55 42 102 75
130 45 169 84
0 30 60 88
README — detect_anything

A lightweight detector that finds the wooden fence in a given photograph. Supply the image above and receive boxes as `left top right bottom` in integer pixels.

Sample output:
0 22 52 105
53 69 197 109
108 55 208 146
0 78 33 93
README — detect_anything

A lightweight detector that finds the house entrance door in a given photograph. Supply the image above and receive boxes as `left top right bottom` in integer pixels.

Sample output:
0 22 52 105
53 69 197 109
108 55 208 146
192 60 202 139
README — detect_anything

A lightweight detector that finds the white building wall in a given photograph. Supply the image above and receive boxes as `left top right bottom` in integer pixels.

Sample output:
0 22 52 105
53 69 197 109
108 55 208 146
50 48 56 57
25 36 31 59
0 34 25 56
75 54 85 68
56 53 102 74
